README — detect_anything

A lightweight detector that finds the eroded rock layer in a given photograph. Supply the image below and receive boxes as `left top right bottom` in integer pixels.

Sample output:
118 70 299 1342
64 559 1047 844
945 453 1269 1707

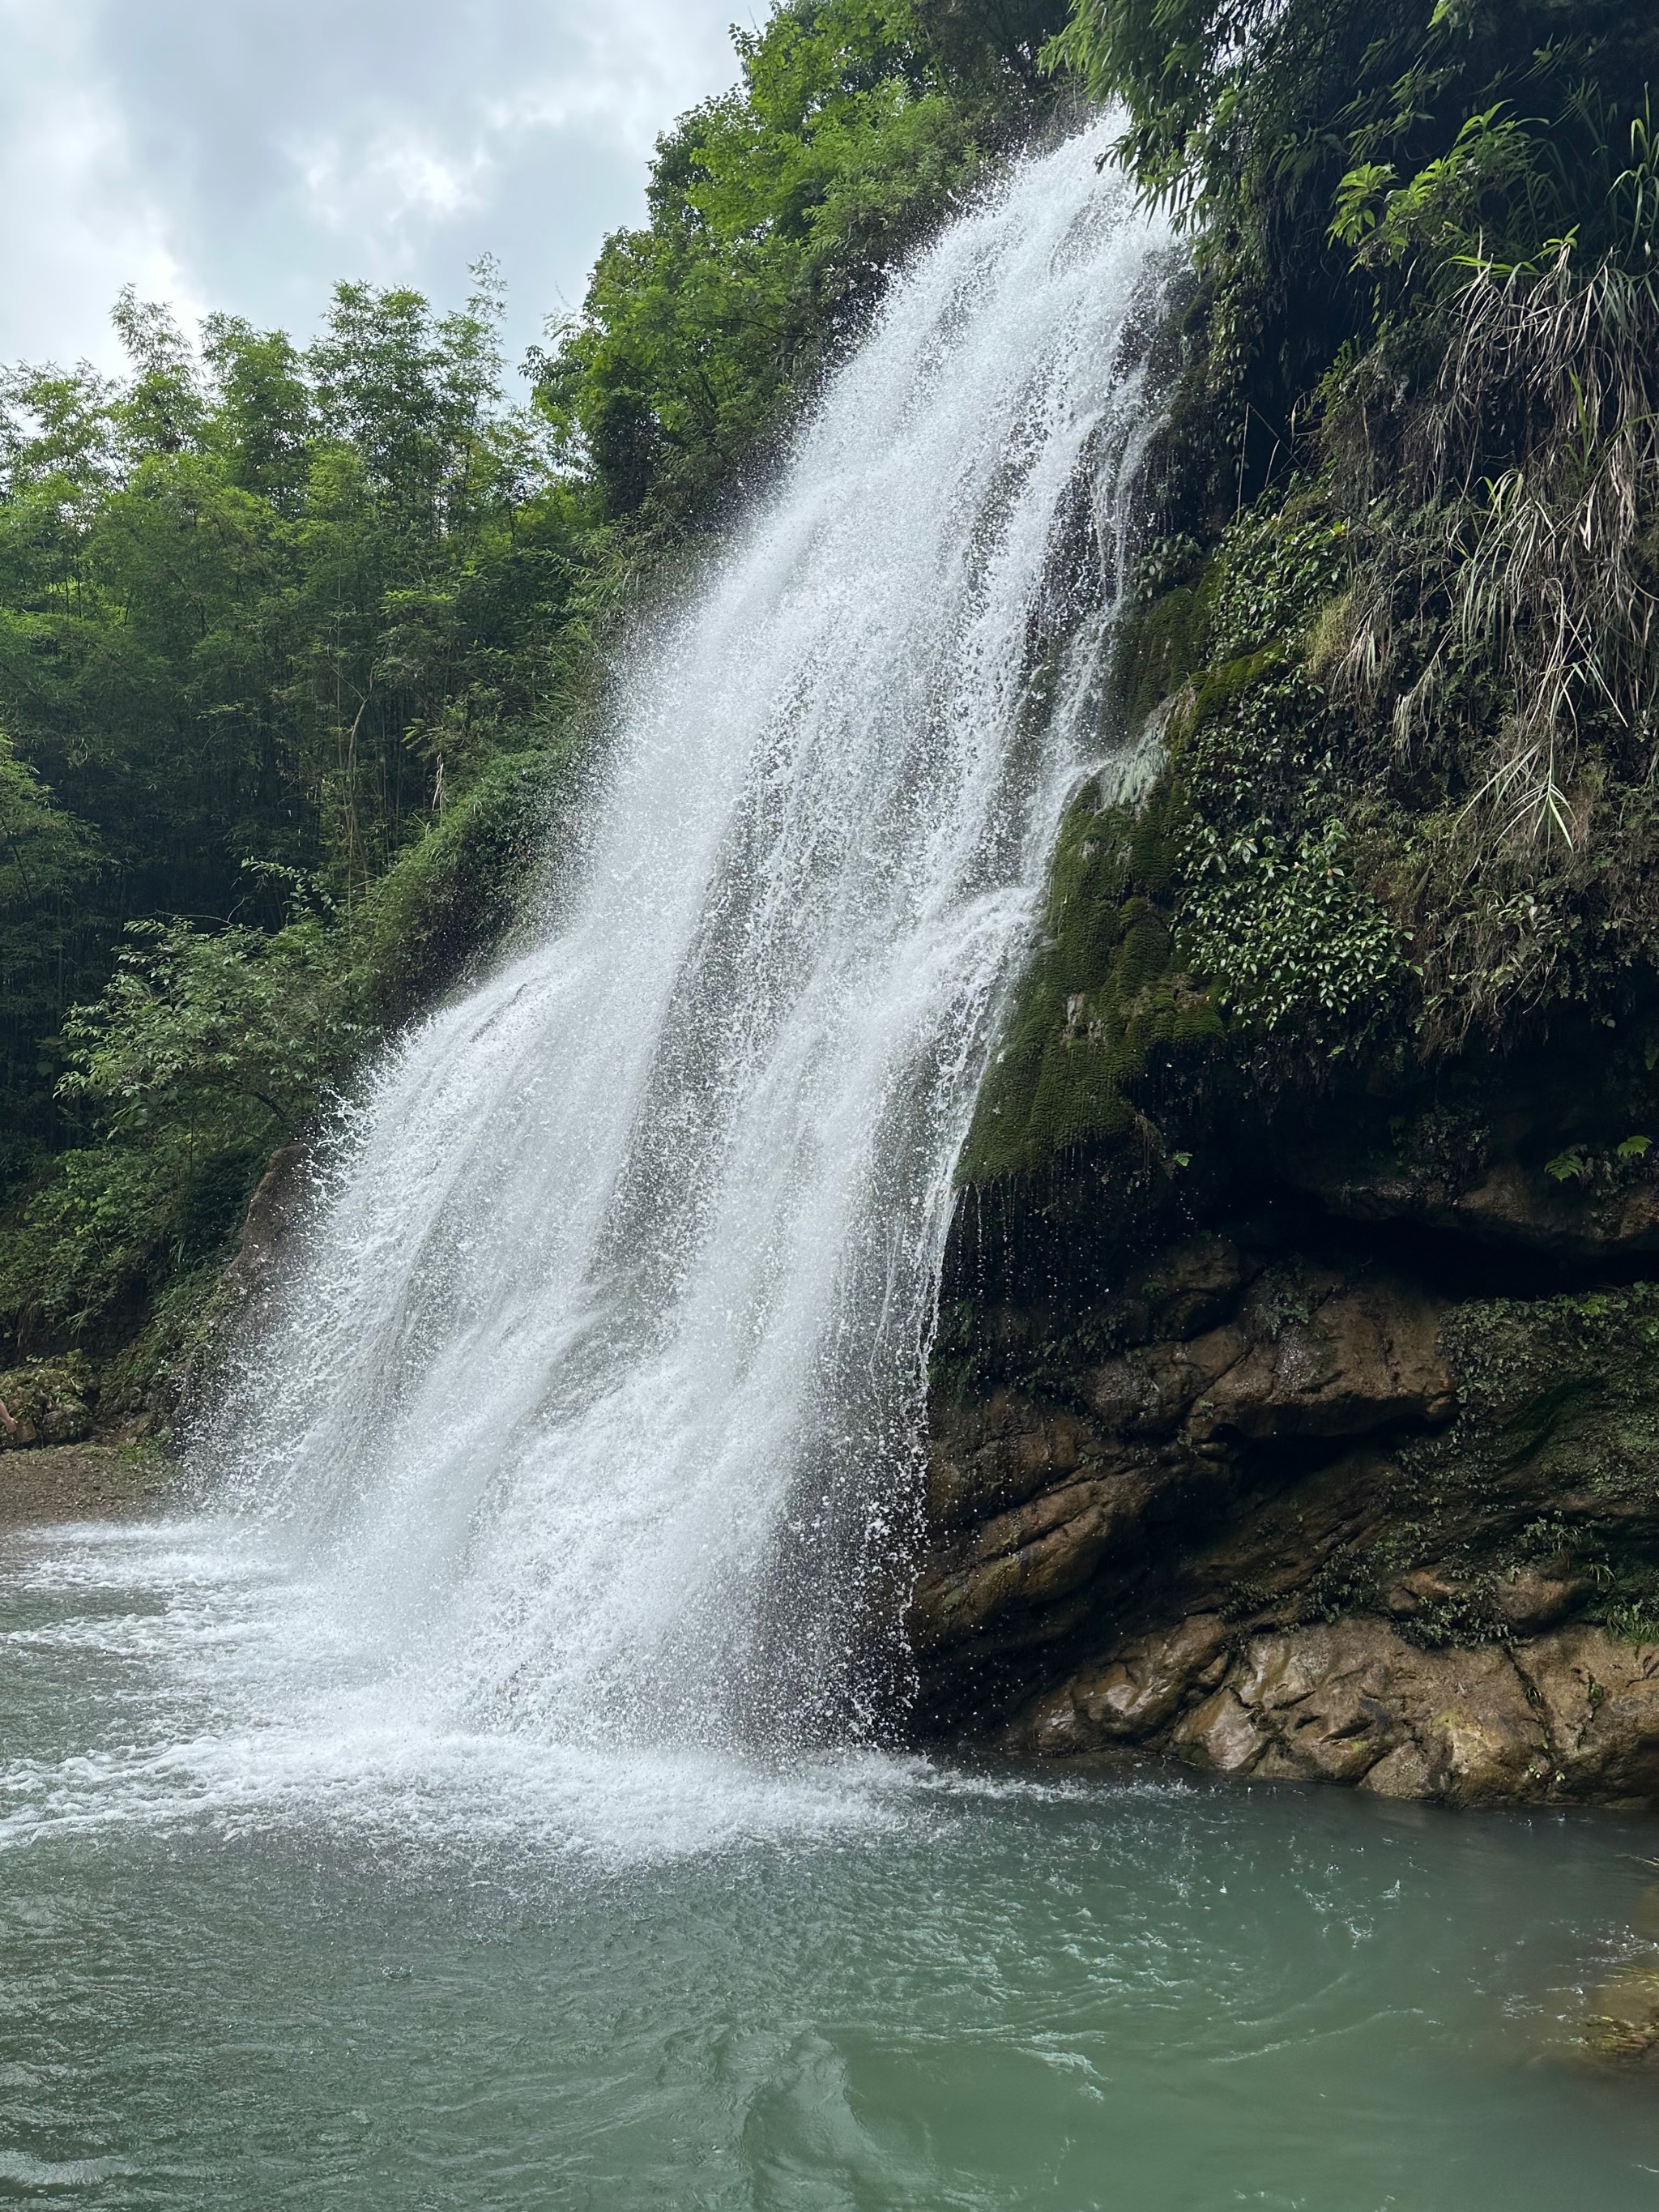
915 1178 1659 1808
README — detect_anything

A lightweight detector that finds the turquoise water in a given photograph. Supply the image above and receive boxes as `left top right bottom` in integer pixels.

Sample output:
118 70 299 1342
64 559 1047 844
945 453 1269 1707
4 1517 1659 2209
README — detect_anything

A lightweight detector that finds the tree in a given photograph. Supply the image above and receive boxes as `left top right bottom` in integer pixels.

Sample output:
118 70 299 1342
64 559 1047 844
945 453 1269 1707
538 0 1068 528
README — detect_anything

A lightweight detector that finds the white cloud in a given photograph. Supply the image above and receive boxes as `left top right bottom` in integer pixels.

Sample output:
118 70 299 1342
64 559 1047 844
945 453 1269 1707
0 0 204 366
0 0 748 373
291 128 496 241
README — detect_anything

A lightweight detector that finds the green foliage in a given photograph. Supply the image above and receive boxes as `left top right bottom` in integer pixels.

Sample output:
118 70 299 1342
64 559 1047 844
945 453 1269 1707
960 774 1221 1181
0 913 353 1338
58 916 356 1147
1332 88 1659 299
1003 0 1659 1118
1047 0 1658 325
1546 1147 1592 1186
0 736 569 1345
1328 108 1561 286
1049 0 1659 863
0 2 1058 1369
1171 520 1406 1055
0 268 586 1129
0 1352 96 1445
0 732 100 1164
1538 1136 1656 1193
1201 508 1346 660
0 256 593 1356
536 0 1065 529
1179 814 1405 1046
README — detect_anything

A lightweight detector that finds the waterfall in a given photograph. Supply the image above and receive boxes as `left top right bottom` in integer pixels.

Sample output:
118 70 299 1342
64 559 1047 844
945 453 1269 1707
198 122 1175 1770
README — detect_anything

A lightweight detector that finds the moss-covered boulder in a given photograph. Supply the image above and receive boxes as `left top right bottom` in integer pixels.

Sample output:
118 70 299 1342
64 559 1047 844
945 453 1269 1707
0 1353 96 1450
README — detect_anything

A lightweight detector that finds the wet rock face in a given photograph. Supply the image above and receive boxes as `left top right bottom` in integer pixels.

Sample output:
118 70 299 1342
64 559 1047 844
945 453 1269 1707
913 1249 1458 1693
214 1145 312 1318
181 1145 313 1402
1074 1271 1452 1450
972 1591 1659 1812
915 1232 1659 1808
1009 1616 1659 1808
1298 1151 1659 1263
1018 1616 1230 1752
1179 1275 1454 1442
1513 1631 1659 1804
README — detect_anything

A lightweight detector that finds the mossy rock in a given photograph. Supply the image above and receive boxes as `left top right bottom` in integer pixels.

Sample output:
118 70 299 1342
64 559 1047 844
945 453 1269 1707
1117 573 1213 733
1578 1965 1659 2067
959 772 1221 1185
363 743 578 1019
964 502 1398 1201
0 1352 96 1449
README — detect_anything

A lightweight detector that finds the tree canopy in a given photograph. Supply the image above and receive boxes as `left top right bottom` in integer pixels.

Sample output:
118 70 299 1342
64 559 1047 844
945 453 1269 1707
0 0 1069 1371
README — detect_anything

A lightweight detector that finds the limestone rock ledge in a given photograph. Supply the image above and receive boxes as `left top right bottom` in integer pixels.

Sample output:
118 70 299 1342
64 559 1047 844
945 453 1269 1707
1007 1615 1659 1810
915 1232 1659 1808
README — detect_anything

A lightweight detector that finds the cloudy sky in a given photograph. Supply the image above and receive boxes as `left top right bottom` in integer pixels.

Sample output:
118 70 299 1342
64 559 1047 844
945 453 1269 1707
1 0 756 376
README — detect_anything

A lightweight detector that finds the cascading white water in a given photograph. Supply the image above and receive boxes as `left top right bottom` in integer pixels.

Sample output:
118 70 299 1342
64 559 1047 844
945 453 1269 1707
194 123 1174 1774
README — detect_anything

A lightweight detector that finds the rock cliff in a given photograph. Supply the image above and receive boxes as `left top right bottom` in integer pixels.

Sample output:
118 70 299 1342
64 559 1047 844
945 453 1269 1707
917 342 1659 1808
916 1172 1659 1806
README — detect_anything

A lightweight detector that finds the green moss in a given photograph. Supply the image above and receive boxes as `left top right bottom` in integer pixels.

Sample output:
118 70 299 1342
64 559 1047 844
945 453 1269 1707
360 742 577 1018
962 504 1392 1191
959 774 1221 1184
1116 571 1212 732
1187 644 1286 730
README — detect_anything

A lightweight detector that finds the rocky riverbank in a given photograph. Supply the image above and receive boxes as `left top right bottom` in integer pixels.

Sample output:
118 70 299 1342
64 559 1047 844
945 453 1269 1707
0 1441 172 1527
0 1333 174 1527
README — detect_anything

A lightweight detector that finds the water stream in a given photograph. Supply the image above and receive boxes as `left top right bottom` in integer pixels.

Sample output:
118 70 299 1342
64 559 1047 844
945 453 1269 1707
2 123 1657 2206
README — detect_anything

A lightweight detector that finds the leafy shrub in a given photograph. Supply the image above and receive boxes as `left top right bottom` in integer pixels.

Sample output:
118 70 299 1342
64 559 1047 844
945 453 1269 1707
1179 815 1405 1048
1052 0 1659 856
537 0 1067 530
0 734 578 1353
